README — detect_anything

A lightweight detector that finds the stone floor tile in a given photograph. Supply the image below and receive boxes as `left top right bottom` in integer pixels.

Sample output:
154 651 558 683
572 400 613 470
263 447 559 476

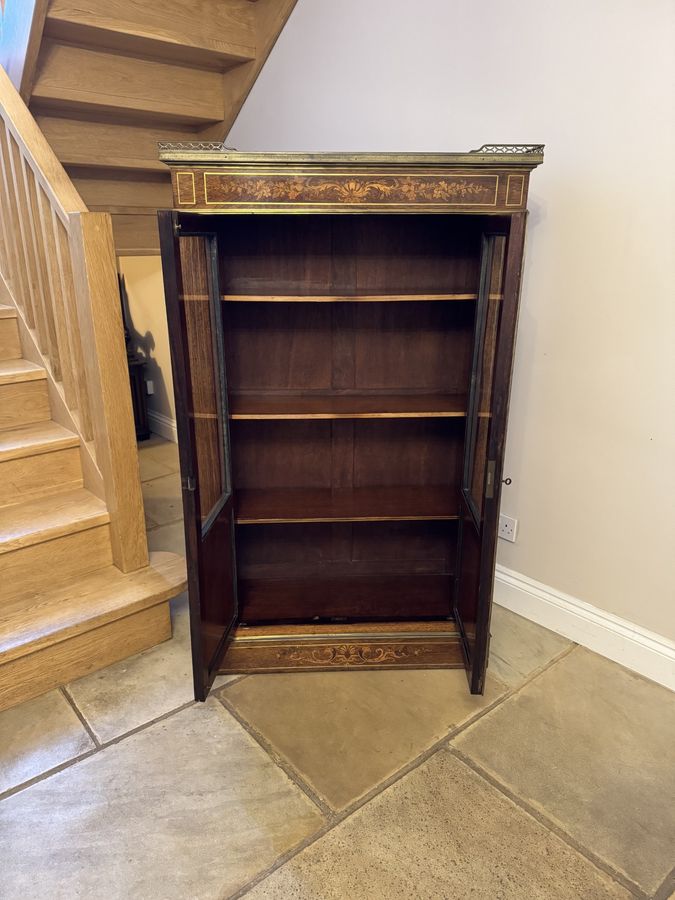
0 692 94 795
146 519 186 556
138 436 180 472
67 593 193 742
488 604 571 687
245 750 630 900
141 471 183 526
224 668 506 810
138 452 174 483
454 647 675 895
0 700 324 900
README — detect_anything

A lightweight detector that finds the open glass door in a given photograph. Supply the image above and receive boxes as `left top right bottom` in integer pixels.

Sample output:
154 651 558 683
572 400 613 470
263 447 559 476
159 213 238 700
454 227 510 693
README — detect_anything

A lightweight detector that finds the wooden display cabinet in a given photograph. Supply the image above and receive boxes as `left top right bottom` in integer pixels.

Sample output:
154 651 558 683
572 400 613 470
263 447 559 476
157 144 544 699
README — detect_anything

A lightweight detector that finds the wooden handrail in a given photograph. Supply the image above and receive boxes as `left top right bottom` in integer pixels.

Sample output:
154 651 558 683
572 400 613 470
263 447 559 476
0 65 85 220
0 63 148 573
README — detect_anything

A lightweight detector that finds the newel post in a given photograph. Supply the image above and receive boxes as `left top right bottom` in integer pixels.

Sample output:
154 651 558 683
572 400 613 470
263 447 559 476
69 211 149 573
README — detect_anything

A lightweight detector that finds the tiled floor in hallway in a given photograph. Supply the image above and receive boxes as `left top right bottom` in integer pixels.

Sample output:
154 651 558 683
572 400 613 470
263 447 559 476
0 436 673 899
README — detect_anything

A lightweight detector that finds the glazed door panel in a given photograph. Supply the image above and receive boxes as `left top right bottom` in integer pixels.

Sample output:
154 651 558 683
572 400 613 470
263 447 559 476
159 213 238 700
455 220 523 694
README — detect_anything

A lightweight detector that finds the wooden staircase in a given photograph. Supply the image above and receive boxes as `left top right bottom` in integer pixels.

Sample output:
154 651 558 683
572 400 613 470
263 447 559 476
0 67 186 712
3 0 298 254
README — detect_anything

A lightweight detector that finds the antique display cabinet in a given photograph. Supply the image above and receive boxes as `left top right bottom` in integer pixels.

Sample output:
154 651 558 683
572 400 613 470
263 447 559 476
157 143 544 700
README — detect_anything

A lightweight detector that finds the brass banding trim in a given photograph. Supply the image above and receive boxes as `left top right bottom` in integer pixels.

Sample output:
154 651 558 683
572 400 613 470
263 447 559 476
505 173 525 207
176 171 196 205
201 171 500 207
232 630 459 645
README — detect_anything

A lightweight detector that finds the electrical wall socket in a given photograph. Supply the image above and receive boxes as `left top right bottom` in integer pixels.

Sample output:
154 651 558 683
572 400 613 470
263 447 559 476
498 514 518 542
146 380 155 395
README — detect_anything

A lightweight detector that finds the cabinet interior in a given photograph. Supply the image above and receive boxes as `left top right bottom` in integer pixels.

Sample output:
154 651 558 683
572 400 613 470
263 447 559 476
207 214 501 627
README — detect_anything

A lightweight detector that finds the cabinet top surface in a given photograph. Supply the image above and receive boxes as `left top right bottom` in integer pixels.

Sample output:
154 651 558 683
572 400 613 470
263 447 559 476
158 143 544 171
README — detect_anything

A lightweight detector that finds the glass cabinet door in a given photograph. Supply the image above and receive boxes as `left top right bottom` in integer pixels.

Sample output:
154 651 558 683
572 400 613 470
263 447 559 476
454 230 510 693
159 215 238 700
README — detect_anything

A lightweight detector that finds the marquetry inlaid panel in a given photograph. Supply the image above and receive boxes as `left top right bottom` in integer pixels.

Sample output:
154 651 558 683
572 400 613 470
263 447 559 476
170 168 532 214
218 622 464 673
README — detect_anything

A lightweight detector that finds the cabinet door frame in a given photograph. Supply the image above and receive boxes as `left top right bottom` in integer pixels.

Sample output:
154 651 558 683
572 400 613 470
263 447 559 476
455 212 527 693
158 210 238 700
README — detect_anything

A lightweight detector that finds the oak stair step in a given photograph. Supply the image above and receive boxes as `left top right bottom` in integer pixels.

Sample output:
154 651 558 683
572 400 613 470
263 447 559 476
0 361 50 429
0 487 109 554
0 421 79 462
32 42 226 125
0 308 21 360
0 422 82 508
0 358 46 384
111 213 162 255
0 551 187 711
44 0 256 70
35 116 195 174
69 168 173 215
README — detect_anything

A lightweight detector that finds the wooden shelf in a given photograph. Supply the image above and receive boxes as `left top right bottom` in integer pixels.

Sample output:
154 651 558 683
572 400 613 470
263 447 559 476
235 486 459 525
222 293 489 303
238 572 453 623
229 391 467 420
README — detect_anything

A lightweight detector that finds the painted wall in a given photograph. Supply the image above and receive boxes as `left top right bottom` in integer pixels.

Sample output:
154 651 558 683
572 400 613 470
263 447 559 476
0 0 39 93
118 256 176 438
224 0 675 639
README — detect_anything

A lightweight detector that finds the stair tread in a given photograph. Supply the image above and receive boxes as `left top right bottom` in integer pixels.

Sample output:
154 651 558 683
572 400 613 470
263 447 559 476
32 42 225 126
35 116 195 174
0 421 79 461
0 359 47 385
0 551 186 663
45 0 256 69
0 304 17 319
0 488 109 554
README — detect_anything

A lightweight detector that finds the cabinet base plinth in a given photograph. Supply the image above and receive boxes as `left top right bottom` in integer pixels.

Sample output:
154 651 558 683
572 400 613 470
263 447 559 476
217 620 464 674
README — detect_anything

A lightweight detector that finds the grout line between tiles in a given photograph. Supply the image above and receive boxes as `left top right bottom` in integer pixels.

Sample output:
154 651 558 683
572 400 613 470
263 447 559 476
145 515 184 532
60 686 101 749
0 698 197 804
652 864 675 900
140 469 179 485
213 673 249 691
217 691 335 821
227 644 582 898
450 748 648 900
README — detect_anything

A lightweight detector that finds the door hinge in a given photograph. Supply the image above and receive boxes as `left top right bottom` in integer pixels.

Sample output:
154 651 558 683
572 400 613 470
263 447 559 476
174 221 182 236
485 460 496 499
182 475 196 492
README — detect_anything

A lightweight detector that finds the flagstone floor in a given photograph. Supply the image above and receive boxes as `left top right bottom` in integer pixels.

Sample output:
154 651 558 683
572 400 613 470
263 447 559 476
1 436 674 899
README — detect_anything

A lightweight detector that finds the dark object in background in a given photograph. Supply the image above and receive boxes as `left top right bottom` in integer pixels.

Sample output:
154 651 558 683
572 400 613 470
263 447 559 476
119 274 150 441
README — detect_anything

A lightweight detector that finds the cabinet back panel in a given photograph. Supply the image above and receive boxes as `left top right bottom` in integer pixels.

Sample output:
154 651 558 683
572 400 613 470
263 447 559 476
236 521 457 623
238 574 453 622
230 419 464 490
223 300 475 393
217 215 483 297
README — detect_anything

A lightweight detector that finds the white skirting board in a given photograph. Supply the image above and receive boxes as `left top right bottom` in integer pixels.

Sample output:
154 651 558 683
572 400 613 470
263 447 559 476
494 565 675 692
147 410 178 443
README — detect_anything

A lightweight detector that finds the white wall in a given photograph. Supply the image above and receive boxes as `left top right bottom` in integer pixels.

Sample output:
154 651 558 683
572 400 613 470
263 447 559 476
118 256 176 438
227 0 675 640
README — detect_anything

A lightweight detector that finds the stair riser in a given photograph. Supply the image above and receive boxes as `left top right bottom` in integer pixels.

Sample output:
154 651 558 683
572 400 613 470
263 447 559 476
0 526 113 600
111 213 160 255
0 448 83 508
35 116 196 174
0 601 171 711
0 317 21 360
33 42 225 126
69 171 173 215
0 380 50 429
